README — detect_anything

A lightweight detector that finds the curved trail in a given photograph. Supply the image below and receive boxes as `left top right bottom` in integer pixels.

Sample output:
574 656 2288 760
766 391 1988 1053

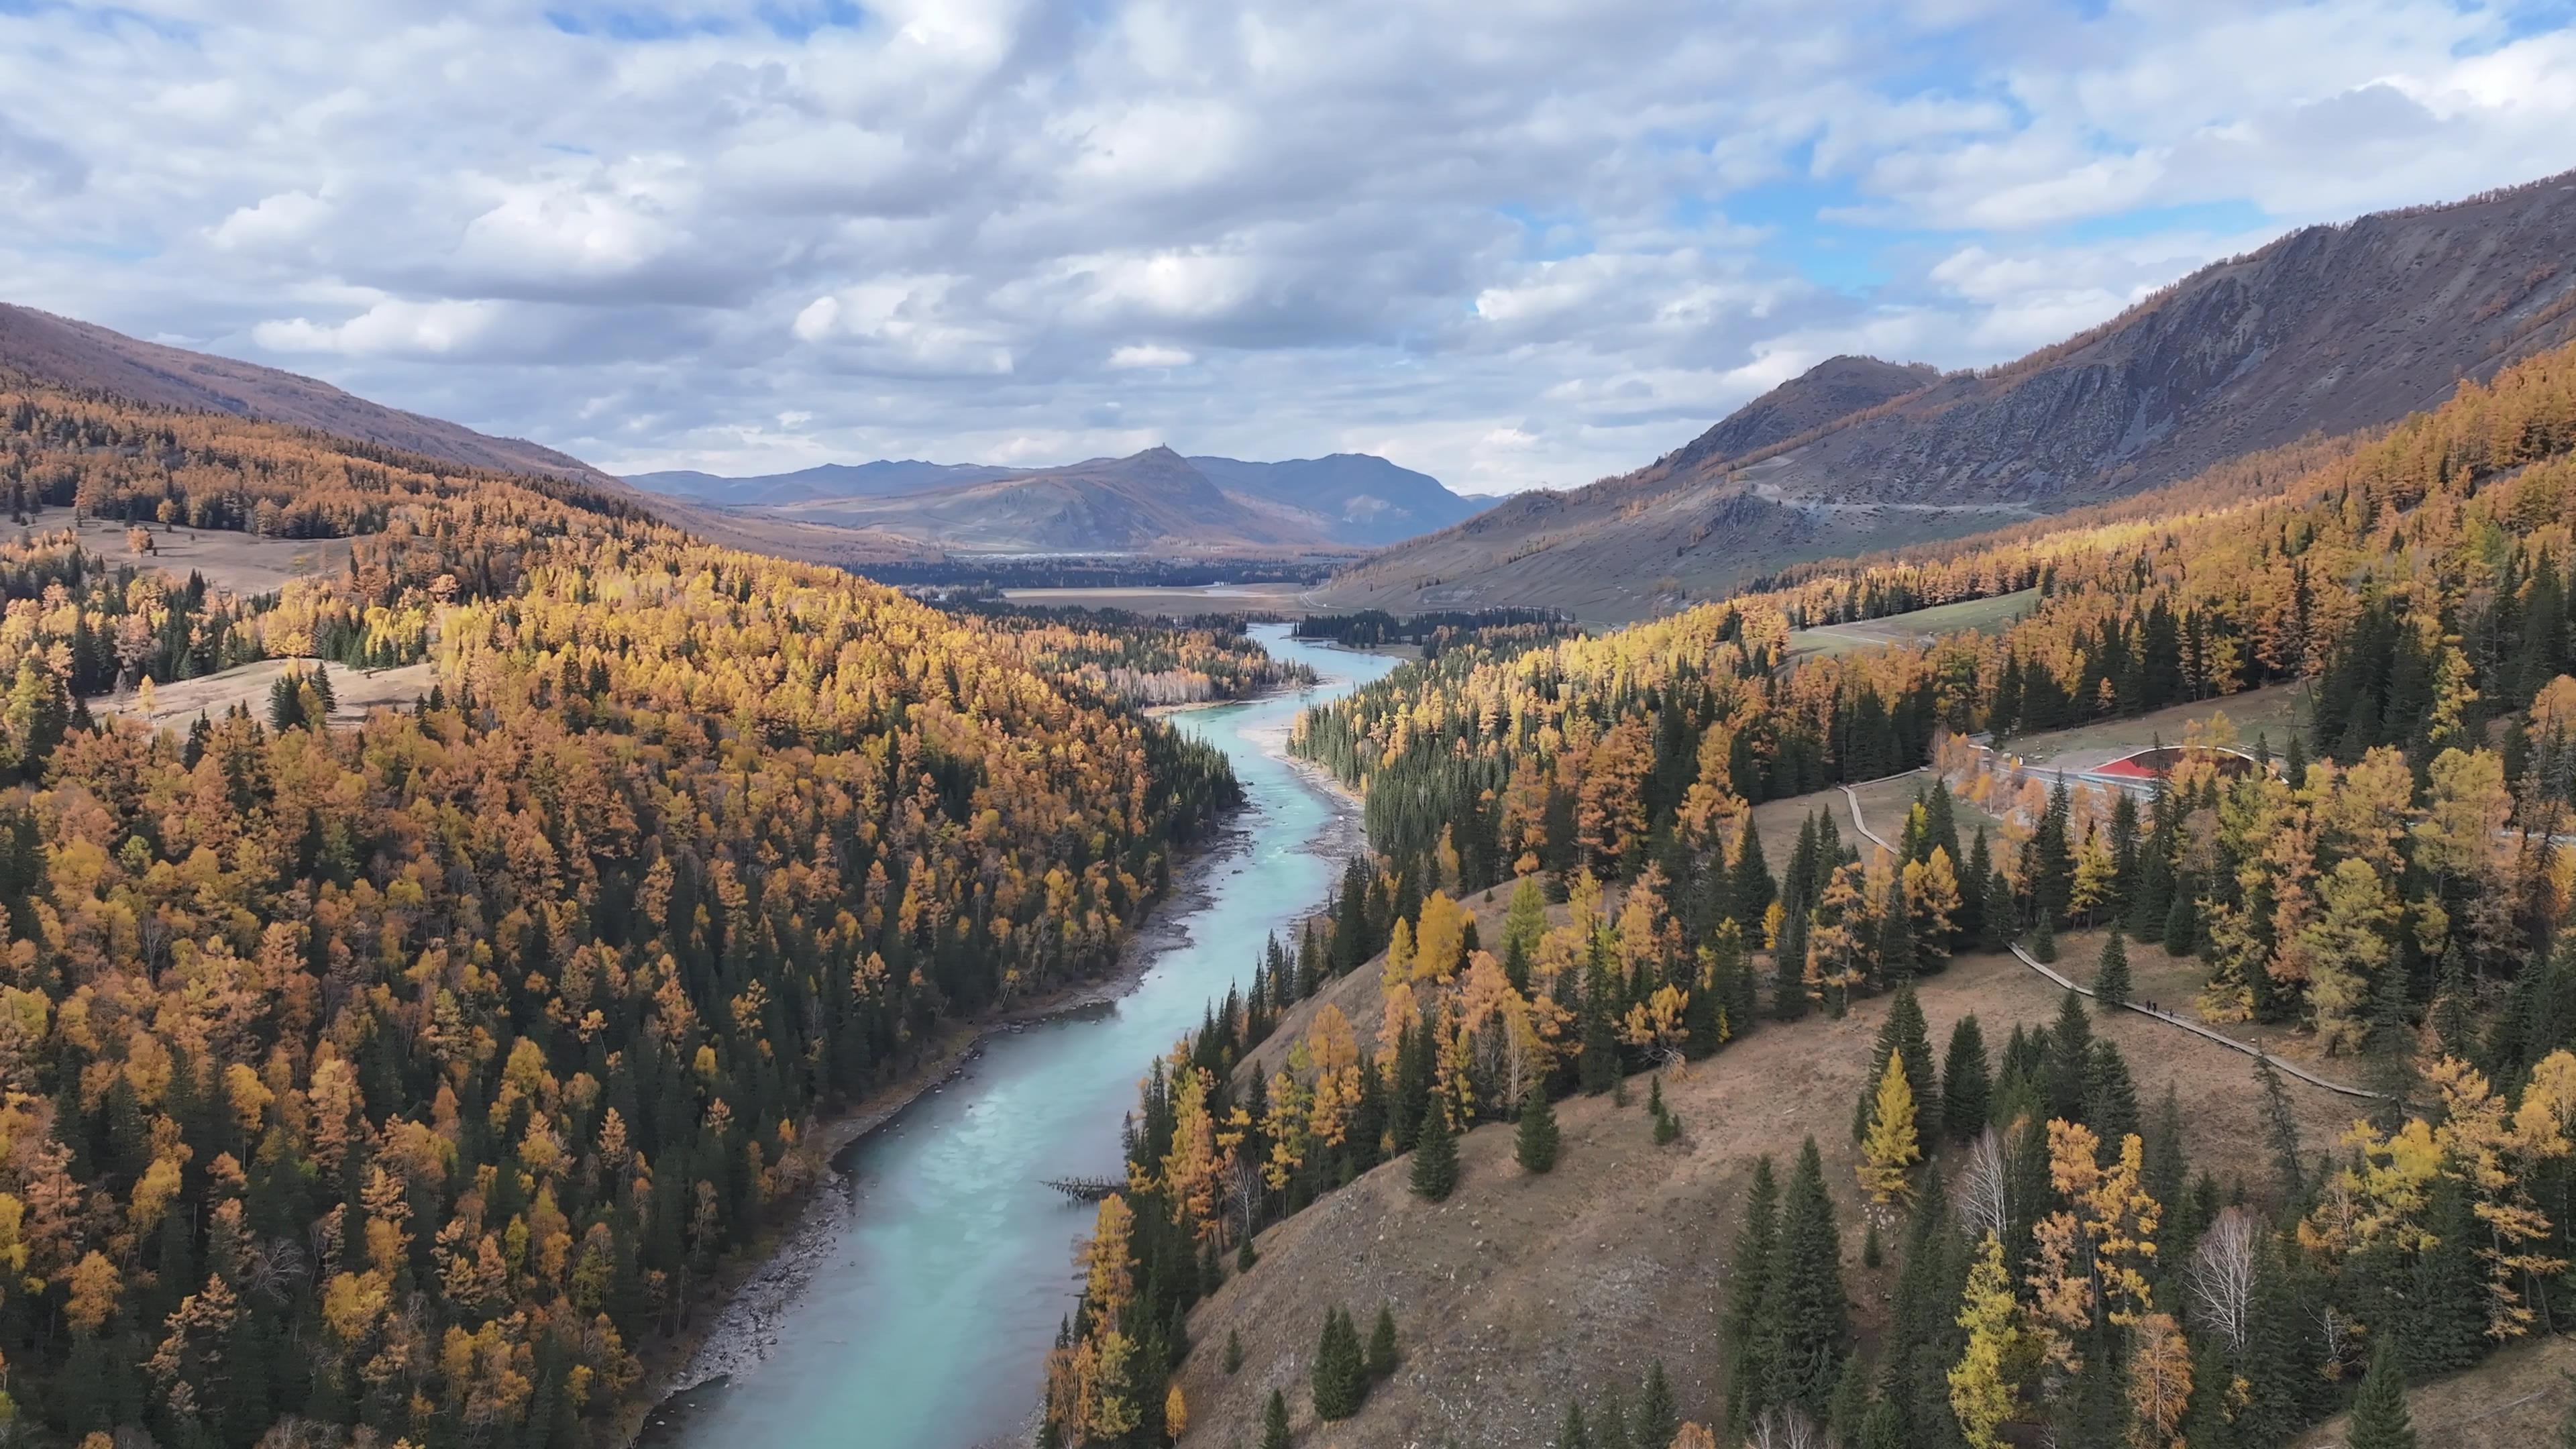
1833 776 2392 1104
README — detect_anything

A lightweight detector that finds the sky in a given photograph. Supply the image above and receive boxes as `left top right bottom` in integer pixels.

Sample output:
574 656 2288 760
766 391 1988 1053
6 1 2576 496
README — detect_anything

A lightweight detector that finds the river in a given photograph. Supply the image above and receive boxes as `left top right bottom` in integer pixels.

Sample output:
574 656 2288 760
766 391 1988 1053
643 625 1398 1449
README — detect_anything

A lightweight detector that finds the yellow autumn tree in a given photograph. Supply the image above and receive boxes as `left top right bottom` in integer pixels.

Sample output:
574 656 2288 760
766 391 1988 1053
1858 1052 1922 1204
1949 1232 2025 1449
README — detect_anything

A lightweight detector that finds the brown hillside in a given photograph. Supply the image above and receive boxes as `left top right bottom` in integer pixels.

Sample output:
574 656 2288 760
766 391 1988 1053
0 303 617 484
1322 170 2576 623
1182 945 2363 1448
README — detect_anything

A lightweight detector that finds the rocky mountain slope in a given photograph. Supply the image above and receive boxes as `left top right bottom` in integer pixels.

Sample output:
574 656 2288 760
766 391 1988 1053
1320 170 2576 622
633 449 1478 549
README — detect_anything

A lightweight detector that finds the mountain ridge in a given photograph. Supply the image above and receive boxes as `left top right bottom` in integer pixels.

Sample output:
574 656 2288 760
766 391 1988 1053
634 446 1479 551
1319 168 2576 622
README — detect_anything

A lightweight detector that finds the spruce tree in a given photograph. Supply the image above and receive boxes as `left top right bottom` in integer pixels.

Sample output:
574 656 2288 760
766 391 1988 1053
1853 982 1937 1143
2094 928 2131 1008
1723 1157 1780 1429
2043 990 2093 1125
1223 1328 1244 1375
2161 891 2196 957
1635 1362 1678 1449
1557 1399 1593 1449
1313 1306 1363 1419
2176 1336 2238 1449
2347 1341 2416 1449
1261 1388 1292 1449
1366 1302 1397 1380
1941 1014 1992 1142
2030 911 2057 963
1760 1138 1849 1416
1517 1081 1560 1173
1960 827 1992 947
1597 1389 1633 1449
1409 1099 1458 1201
1732 812 1776 940
2082 1039 2141 1157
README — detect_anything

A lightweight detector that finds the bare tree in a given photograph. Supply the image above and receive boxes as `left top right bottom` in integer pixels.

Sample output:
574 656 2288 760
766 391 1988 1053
1225 1156 1264 1246
2186 1205 2256 1354
1961 1126 2010 1242
1747 1406 1837 1449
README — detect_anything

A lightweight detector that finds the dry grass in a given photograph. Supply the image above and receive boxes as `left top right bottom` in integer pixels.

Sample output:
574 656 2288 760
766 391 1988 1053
90 657 437 731
2294 1332 2576 1448
1784 589 2037 659
64 515 364 596
2002 682 2310 769
1187 938 2363 1448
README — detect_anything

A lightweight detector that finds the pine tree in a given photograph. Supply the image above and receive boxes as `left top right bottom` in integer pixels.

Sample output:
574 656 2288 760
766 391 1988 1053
1409 1099 1458 1201
2082 1039 2141 1157
2161 891 2196 957
1762 1138 1849 1415
1942 1014 1992 1142
1725 1157 1780 1429
2094 928 2131 1008
2347 1341 2416 1449
2043 990 2092 1124
1224 1327 1244 1374
1854 982 1937 1143
1313 1306 1364 1419
1261 1388 1292 1449
1366 1302 1398 1380
1636 1362 1678 1449
1517 1081 1561 1173
1960 827 1992 947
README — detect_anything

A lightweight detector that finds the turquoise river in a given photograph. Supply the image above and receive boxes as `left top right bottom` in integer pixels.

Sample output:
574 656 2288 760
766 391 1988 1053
645 625 1398 1449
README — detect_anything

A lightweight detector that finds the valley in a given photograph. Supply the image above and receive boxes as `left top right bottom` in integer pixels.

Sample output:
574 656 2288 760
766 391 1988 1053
1 100 2574 1449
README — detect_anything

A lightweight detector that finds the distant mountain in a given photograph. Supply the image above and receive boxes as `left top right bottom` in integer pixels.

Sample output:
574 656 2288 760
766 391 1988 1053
627 460 1018 506
1184 454 1483 545
0 303 616 484
1320 169 2576 622
629 448 1477 551
753 446 1343 555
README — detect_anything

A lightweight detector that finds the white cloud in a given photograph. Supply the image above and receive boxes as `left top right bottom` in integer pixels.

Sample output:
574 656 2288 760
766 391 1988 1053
252 298 511 358
209 191 330 252
1108 344 1194 368
0 0 2571 494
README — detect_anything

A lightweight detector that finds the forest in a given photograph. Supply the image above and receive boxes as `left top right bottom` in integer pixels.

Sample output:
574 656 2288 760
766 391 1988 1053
0 375 1243 1448
1034 339 2576 1446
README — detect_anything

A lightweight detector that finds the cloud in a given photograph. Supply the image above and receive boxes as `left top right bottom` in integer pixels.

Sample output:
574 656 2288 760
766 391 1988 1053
253 299 513 359
1107 344 1194 368
0 0 2572 494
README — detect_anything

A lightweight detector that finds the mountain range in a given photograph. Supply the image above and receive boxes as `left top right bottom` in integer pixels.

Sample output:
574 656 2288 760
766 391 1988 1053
1316 168 2576 621
629 449 1481 552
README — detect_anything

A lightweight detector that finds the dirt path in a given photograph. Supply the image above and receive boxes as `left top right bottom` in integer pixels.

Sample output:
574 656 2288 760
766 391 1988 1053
1833 777 2392 1104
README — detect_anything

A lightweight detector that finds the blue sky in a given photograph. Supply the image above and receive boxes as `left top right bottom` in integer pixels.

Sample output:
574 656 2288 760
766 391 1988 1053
5 0 2575 494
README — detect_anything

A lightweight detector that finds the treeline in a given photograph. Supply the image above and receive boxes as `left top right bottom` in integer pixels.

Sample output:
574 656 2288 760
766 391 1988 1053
0 378 1245 1448
1289 608 1577 660
949 603 1317 706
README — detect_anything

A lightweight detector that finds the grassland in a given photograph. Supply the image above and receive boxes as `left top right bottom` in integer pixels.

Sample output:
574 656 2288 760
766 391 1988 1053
65 514 362 596
1783 587 2037 659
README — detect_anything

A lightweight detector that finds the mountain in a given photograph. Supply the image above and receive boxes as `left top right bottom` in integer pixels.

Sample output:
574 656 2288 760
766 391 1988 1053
754 445 1348 555
0 303 615 484
627 449 1477 551
626 460 1018 506
1319 169 2576 622
1184 453 1484 545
